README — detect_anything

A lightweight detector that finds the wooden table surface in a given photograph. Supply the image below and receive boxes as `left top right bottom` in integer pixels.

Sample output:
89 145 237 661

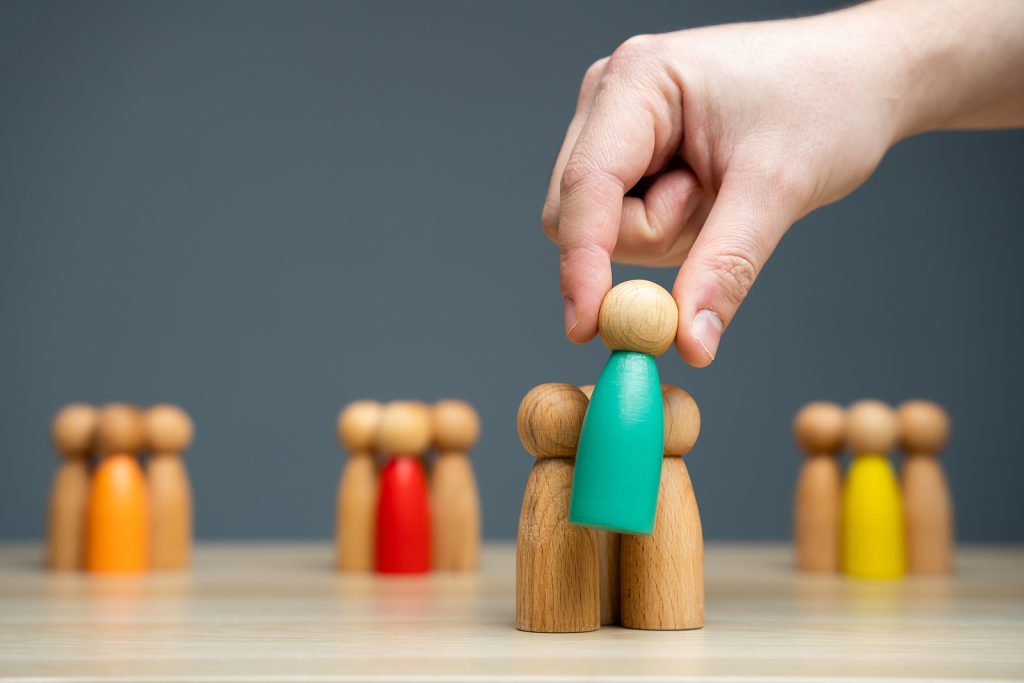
1 543 1022 682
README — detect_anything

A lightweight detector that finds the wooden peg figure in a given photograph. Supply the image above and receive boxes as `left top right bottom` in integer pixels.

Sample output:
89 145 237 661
144 404 194 570
621 385 703 630
86 403 149 573
841 400 905 579
47 404 99 570
430 399 482 572
571 280 678 535
516 383 599 633
898 400 953 574
793 402 845 572
335 400 383 571
580 384 619 626
375 401 432 574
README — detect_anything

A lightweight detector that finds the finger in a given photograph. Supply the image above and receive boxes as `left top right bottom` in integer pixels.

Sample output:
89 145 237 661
559 45 676 341
672 174 797 366
542 58 607 242
613 166 709 267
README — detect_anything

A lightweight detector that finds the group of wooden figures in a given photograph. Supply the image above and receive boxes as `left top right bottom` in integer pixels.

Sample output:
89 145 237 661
47 402 194 572
794 399 953 578
335 399 481 574
515 382 703 633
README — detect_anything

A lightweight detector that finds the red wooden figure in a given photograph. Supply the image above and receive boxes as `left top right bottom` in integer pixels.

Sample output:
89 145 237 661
374 402 433 574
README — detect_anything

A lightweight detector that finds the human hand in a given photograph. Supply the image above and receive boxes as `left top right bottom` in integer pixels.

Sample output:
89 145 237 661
543 1 1024 366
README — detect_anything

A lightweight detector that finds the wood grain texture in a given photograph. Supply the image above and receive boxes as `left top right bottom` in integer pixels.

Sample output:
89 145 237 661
430 452 481 571
597 280 678 356
1 543 1023 681
597 530 620 625
620 457 703 630
516 458 599 633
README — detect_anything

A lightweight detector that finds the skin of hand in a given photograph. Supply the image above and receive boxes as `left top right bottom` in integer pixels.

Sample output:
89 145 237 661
543 0 1024 367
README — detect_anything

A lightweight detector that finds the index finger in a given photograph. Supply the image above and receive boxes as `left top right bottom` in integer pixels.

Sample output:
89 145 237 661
557 79 658 342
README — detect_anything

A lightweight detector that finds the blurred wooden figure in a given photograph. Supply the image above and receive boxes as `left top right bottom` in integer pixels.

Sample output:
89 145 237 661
335 400 383 571
47 404 99 570
145 404 194 570
580 383 619 626
899 400 953 574
621 385 703 630
793 402 845 572
375 401 432 574
86 403 149 573
841 400 905 579
430 399 481 571
516 383 599 633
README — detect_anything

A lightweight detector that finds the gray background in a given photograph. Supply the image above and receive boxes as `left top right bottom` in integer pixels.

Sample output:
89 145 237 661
1 0 1022 542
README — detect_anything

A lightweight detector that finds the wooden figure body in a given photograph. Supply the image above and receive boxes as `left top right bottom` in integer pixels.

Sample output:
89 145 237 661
580 384 619 626
375 401 432 574
516 383 599 633
47 404 98 570
571 280 678 535
621 385 703 630
144 404 194 570
86 404 148 573
898 400 953 574
430 399 481 571
335 401 383 571
841 400 905 579
793 402 845 572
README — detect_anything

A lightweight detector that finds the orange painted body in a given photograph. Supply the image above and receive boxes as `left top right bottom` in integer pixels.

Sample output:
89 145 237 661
86 453 149 573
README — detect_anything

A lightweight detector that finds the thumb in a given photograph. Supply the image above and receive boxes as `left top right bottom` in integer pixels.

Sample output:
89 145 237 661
673 176 797 367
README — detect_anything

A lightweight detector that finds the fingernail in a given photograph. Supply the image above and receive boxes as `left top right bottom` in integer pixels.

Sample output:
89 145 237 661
690 309 724 361
564 298 577 337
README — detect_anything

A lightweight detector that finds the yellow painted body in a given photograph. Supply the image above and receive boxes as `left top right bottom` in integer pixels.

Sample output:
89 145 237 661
841 454 905 579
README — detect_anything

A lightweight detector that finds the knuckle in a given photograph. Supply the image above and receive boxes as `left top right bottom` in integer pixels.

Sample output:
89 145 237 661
701 248 759 307
541 201 559 241
581 58 608 93
559 156 599 197
607 34 661 74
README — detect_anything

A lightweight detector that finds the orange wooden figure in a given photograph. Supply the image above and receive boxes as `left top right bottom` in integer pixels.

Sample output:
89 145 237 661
86 403 149 573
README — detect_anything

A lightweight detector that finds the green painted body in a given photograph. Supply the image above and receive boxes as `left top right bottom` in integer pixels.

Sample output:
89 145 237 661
569 350 663 535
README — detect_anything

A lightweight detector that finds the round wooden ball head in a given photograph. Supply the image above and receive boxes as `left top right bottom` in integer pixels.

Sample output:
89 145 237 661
897 400 950 455
376 401 433 456
662 385 700 456
794 402 845 455
598 280 678 357
96 403 146 455
433 399 480 452
51 403 99 459
145 404 194 453
845 400 897 455
517 383 588 458
337 400 383 452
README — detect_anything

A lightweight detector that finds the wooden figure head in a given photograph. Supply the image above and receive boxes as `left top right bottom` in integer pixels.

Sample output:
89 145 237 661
597 280 678 357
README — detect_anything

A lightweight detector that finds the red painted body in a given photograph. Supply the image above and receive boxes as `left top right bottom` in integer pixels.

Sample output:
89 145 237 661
375 456 431 574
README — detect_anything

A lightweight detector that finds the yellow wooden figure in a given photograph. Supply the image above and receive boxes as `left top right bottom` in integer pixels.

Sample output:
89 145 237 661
841 400 905 579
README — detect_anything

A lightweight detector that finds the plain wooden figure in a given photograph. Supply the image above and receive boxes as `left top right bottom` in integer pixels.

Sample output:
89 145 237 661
841 400 905 579
579 383 619 626
898 400 953 574
621 385 703 630
515 383 599 633
47 403 99 571
793 402 845 572
335 400 383 571
86 403 149 573
430 399 482 572
144 404 194 570
375 401 433 574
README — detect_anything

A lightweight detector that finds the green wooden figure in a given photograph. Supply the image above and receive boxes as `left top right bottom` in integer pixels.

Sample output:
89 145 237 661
569 280 679 535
